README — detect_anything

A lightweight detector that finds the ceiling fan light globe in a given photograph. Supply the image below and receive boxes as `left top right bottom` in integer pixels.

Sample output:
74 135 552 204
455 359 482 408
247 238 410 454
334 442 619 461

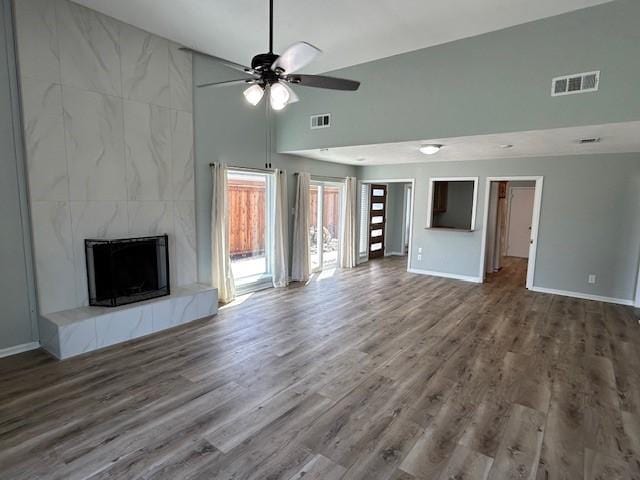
270 82 291 110
270 97 288 111
243 84 264 106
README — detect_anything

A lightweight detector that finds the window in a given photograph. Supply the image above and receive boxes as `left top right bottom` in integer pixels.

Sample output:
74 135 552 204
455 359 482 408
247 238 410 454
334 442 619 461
227 170 274 291
310 181 343 271
427 177 478 231
358 183 369 257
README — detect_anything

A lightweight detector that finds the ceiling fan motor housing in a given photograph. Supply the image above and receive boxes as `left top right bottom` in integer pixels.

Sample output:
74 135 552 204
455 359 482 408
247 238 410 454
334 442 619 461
251 52 279 72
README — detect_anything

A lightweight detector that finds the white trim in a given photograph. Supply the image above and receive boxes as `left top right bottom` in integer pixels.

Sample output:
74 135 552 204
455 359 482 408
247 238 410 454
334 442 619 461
361 178 415 183
426 177 479 230
0 342 40 359
408 267 483 284
400 184 411 254
530 286 634 306
386 251 406 256
636 270 640 308
635 259 640 308
360 179 416 273
479 176 544 290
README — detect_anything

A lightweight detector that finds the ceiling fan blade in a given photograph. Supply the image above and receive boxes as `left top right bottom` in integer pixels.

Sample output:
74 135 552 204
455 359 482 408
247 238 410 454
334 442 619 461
197 79 256 89
285 74 360 91
179 47 256 75
271 42 321 74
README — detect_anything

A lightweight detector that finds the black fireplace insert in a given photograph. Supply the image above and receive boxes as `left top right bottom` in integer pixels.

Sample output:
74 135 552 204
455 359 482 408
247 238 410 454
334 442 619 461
85 235 170 307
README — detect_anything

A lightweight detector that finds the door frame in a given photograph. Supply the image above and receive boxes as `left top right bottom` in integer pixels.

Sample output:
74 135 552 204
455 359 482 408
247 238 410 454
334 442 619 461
505 186 536 258
310 179 345 272
636 265 640 308
400 184 412 255
226 169 275 293
359 178 416 272
479 176 544 289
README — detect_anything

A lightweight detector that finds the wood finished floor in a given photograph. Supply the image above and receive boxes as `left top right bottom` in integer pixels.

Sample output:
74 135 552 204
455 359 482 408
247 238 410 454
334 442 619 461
1 257 640 480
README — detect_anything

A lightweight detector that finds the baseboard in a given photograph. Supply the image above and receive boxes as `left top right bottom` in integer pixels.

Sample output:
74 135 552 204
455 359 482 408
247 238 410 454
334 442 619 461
530 286 634 306
386 252 406 257
0 341 40 359
408 268 483 284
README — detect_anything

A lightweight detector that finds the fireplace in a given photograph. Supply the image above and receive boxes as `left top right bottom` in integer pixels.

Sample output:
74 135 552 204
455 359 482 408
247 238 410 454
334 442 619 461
85 235 170 307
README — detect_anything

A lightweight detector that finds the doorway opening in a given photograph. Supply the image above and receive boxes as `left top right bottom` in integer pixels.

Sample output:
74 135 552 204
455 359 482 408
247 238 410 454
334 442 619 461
359 179 415 270
309 180 343 272
227 169 275 293
480 176 543 289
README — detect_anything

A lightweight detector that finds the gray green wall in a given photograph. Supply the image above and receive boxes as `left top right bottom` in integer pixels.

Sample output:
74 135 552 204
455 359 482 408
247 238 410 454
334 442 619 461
277 0 640 152
0 0 37 351
194 57 357 284
359 153 640 302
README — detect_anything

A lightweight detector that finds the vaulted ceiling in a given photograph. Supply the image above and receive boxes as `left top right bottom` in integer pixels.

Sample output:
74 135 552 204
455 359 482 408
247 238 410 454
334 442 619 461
71 0 612 73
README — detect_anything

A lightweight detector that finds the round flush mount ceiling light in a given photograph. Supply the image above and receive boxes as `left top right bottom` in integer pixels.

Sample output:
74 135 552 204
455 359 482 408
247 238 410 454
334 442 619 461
419 144 443 155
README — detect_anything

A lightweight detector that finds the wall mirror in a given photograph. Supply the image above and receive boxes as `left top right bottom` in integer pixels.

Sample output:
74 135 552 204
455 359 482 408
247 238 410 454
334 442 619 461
427 177 478 231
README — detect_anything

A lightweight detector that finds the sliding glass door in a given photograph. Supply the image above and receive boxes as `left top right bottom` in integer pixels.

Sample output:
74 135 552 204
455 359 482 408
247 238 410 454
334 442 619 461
309 181 343 272
227 170 274 291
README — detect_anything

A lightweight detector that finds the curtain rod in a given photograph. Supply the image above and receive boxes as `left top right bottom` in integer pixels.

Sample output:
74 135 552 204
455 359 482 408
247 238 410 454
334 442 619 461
295 173 347 182
209 164 283 174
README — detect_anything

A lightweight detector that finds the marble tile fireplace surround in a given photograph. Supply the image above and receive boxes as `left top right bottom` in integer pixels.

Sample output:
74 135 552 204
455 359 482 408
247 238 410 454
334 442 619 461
12 0 216 359
14 0 203 352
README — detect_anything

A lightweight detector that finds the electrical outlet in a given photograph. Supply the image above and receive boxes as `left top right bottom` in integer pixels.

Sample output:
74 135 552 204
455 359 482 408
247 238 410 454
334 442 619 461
588 274 596 284
417 254 422 261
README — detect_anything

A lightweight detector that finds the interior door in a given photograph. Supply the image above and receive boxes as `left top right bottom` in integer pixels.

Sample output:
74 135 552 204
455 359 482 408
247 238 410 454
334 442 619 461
506 187 535 258
368 184 387 259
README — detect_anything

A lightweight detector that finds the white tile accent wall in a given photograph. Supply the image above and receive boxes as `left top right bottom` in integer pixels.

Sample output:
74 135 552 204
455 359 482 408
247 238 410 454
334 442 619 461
14 0 195 315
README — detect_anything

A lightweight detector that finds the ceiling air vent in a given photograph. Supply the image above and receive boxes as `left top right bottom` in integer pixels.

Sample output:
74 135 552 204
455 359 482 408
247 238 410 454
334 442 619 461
577 137 601 145
310 113 331 129
552 71 600 97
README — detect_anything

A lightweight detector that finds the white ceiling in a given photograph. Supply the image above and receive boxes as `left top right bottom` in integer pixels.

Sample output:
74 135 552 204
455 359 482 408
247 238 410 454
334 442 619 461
290 122 640 165
71 0 612 73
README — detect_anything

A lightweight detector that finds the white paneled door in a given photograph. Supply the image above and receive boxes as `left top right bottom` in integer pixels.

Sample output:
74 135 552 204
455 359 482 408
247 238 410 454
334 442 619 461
506 187 535 258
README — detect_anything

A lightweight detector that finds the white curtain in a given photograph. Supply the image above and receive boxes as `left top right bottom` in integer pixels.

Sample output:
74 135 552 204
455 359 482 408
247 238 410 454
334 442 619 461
211 163 235 303
340 176 357 268
272 170 289 287
291 172 311 282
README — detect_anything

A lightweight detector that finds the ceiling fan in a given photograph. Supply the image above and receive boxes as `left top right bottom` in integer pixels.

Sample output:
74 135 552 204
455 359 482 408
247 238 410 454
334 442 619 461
181 0 360 111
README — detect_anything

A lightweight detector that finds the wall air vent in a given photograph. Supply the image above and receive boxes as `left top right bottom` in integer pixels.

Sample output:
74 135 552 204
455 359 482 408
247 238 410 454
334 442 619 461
552 71 600 97
310 113 331 129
